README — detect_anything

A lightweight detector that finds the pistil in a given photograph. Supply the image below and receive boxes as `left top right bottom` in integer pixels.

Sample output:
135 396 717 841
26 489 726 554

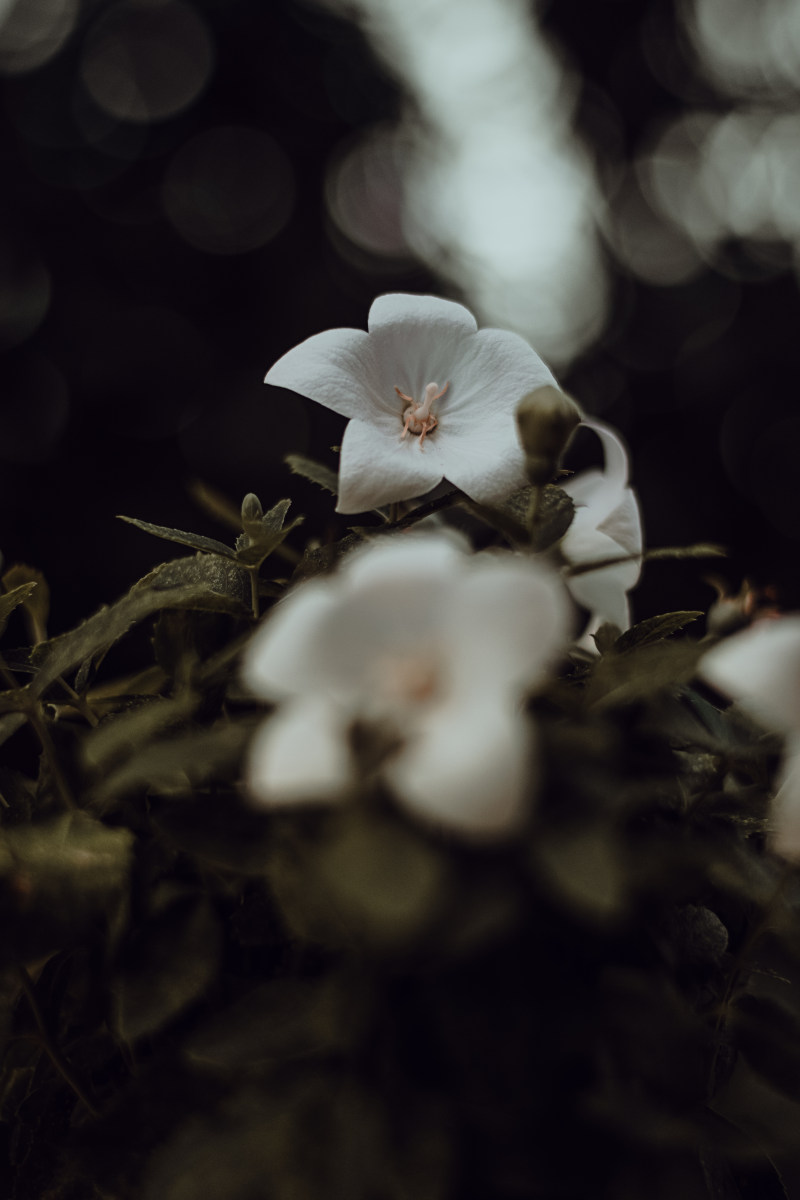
394 381 449 445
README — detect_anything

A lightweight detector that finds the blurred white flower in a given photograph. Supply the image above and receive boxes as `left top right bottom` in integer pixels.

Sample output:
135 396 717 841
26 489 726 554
243 536 570 837
700 616 800 860
560 419 643 633
265 293 557 514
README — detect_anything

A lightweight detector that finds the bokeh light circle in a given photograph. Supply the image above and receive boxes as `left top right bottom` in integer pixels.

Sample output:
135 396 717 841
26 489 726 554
0 233 51 352
80 0 214 124
325 125 411 260
0 355 69 464
162 126 295 255
0 0 78 75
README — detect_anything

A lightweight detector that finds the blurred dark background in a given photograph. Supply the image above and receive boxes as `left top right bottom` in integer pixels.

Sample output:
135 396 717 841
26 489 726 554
0 0 798 633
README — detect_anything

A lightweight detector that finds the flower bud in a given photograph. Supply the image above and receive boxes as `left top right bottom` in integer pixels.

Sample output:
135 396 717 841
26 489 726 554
516 386 582 486
241 492 263 534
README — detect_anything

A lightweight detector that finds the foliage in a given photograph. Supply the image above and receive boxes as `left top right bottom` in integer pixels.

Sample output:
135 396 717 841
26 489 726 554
0 478 796 1200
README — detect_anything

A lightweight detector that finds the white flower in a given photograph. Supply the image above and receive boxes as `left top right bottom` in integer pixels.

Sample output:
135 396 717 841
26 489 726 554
559 418 643 633
700 617 800 860
243 536 571 837
265 293 557 514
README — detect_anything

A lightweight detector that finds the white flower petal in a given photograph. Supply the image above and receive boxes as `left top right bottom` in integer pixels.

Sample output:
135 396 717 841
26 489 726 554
771 740 800 861
368 292 478 338
343 531 467 589
242 580 338 700
336 417 444 513
444 328 557 427
388 700 534 838
562 419 634 527
438 421 529 505
247 698 352 807
598 487 643 560
265 327 384 421
445 555 571 693
700 616 800 735
565 555 634 633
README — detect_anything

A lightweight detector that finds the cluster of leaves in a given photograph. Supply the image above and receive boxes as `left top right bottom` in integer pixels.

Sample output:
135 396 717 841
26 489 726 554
0 469 797 1200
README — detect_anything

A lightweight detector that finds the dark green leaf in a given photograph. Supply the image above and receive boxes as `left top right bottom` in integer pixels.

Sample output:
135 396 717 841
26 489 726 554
615 611 703 652
91 719 253 805
0 583 38 640
285 452 339 495
2 566 49 643
82 693 200 773
0 814 133 964
0 556 251 715
732 993 800 1102
646 543 726 561
235 498 303 567
118 515 238 560
291 533 363 581
113 894 221 1042
587 640 706 708
185 974 363 1072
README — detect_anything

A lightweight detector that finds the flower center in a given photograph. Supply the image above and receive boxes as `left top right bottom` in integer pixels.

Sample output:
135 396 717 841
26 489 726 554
394 381 449 446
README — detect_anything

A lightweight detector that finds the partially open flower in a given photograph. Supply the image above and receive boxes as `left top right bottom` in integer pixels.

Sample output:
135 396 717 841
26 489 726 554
559 419 642 633
243 536 571 837
265 293 558 514
700 616 800 859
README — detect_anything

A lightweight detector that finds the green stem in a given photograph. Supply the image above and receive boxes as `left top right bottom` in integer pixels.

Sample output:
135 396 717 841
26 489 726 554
249 568 260 620
17 965 99 1118
386 490 463 532
0 653 76 810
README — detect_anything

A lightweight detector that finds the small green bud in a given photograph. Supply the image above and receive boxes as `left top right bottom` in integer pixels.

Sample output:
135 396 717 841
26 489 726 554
515 386 582 486
241 493 263 533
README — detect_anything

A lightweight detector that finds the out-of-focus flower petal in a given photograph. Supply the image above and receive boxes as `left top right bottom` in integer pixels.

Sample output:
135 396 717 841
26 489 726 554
445 555 571 694
772 740 800 861
700 615 800 735
247 697 352 806
242 580 338 700
388 699 534 838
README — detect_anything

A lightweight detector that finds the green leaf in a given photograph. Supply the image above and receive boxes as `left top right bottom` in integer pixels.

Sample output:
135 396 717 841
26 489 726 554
152 789 271 874
0 555 251 715
112 894 221 1042
0 814 133 964
118 515 238 560
646 543 726 561
2 565 49 643
234 498 303 567
0 583 38 640
291 533 363 582
732 992 800 1102
90 719 253 806
467 484 575 551
82 692 200 773
285 453 339 495
586 640 706 708
615 611 703 652
268 811 447 949
185 974 362 1072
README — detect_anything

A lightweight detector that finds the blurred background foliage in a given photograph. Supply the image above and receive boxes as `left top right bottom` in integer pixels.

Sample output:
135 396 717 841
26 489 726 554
0 0 799 628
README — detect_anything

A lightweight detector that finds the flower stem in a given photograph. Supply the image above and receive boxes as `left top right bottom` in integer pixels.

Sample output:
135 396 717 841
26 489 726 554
249 568 260 620
387 490 463 531
0 653 76 810
17 965 100 1119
